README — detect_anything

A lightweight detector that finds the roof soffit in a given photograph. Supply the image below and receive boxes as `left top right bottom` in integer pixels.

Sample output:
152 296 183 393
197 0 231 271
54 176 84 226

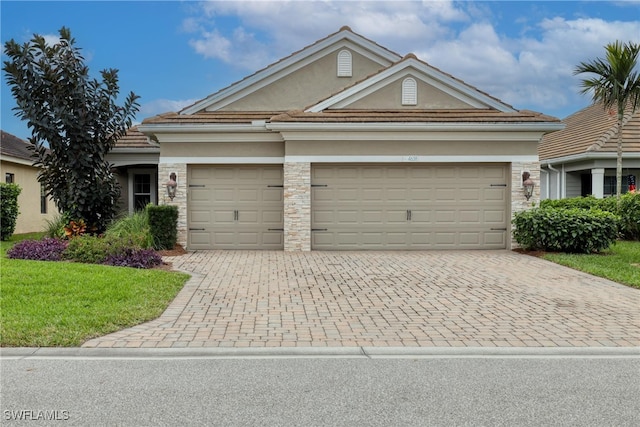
181 29 401 115
306 58 517 113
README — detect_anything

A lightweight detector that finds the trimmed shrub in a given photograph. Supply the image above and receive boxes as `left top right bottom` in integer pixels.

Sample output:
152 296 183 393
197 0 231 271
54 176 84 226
0 183 22 240
513 207 619 253
106 210 154 249
540 194 639 240
103 248 162 269
147 205 178 250
7 238 68 261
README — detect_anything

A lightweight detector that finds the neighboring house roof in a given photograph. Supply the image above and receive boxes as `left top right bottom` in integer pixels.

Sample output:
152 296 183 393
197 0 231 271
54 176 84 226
0 130 33 162
539 102 640 162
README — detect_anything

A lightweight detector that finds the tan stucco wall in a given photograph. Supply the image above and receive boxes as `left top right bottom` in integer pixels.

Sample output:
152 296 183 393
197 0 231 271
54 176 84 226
161 141 284 158
0 160 58 235
343 75 473 109
221 47 386 111
286 139 538 157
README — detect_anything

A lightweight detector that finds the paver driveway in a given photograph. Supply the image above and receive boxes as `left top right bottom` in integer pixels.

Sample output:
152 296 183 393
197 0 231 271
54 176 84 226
83 251 640 348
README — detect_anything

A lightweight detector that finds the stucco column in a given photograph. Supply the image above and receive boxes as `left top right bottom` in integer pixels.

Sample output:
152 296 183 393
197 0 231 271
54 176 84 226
591 168 605 199
158 162 188 249
283 162 311 251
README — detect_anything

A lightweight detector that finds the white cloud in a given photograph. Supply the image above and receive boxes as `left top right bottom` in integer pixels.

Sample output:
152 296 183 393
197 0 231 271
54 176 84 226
183 1 640 117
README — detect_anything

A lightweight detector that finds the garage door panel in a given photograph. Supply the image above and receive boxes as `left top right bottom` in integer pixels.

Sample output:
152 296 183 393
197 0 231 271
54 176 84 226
311 164 507 250
188 165 283 250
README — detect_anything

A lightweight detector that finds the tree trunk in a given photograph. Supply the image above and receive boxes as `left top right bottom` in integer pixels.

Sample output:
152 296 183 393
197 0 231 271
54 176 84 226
616 112 623 201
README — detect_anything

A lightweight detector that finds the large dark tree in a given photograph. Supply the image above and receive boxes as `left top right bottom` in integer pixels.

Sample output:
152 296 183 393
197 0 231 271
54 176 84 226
574 41 640 199
3 27 139 232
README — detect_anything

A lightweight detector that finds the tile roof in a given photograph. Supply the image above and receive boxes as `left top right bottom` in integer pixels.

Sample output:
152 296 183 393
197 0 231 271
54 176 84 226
114 126 158 148
271 109 559 123
0 130 33 161
539 102 640 161
142 111 282 125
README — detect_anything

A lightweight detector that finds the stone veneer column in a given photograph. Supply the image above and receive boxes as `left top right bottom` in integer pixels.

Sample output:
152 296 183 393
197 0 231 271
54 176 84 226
511 161 540 249
158 162 188 249
284 162 311 251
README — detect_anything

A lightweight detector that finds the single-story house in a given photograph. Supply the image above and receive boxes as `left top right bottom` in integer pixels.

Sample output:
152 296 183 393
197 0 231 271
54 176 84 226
126 26 562 251
0 131 59 234
539 102 640 199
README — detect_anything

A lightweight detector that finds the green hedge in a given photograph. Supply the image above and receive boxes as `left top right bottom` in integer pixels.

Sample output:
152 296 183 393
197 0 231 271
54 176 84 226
513 207 619 253
540 193 640 240
147 205 178 250
0 183 22 240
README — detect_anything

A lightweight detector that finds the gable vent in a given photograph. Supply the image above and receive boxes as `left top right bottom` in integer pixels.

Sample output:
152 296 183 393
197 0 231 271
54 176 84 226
337 50 352 77
402 77 417 105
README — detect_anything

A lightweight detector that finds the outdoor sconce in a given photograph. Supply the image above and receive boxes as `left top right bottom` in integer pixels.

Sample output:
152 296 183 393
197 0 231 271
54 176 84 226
166 172 177 201
522 171 534 201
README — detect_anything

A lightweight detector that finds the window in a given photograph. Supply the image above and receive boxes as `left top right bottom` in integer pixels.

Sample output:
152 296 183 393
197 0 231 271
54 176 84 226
40 184 47 214
133 173 152 211
604 176 629 196
402 77 417 105
5 173 14 183
337 50 352 77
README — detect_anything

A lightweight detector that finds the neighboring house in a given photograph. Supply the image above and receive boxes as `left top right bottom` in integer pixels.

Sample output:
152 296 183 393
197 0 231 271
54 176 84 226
539 102 640 199
134 26 562 251
0 131 58 234
108 126 160 214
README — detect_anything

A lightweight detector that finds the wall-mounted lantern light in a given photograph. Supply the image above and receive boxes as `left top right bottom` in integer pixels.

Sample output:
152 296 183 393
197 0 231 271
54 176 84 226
522 171 534 201
166 172 177 201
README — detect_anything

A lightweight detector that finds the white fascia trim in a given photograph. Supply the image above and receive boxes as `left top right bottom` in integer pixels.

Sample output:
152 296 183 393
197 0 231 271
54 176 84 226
160 157 284 164
268 122 565 133
181 32 401 115
110 147 160 154
137 123 266 134
541 151 640 166
0 155 34 167
285 155 538 163
306 58 516 113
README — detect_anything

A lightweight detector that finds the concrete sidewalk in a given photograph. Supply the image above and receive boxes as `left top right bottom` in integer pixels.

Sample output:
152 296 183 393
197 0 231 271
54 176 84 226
82 251 640 349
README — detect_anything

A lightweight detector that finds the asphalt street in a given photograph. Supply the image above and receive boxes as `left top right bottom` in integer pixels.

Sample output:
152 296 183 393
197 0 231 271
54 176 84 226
1 350 638 426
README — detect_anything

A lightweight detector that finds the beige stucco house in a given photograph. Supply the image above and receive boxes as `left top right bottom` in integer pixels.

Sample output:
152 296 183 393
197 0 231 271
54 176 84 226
135 26 563 251
539 102 640 199
0 131 58 234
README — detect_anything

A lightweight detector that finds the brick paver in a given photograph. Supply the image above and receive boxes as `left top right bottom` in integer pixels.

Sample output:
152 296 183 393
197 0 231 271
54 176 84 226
82 251 640 348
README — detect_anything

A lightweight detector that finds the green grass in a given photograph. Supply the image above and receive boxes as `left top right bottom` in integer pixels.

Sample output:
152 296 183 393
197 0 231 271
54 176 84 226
1 233 189 347
543 241 640 289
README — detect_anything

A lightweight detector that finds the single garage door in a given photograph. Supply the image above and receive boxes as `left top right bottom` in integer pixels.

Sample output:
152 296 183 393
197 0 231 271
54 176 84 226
188 165 284 249
311 164 508 250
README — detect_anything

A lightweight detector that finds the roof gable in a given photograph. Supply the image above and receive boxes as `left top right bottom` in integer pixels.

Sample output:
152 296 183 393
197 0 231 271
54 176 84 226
181 27 401 115
307 55 517 113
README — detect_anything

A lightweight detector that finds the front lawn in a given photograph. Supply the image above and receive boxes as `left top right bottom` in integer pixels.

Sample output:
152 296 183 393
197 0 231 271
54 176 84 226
0 234 189 347
542 241 640 289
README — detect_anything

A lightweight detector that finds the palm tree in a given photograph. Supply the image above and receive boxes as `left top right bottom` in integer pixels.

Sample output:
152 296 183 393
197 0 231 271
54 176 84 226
574 41 640 199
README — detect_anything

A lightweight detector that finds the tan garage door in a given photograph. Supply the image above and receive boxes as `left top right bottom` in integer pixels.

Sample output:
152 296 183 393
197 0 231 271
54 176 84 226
311 164 508 250
188 166 284 249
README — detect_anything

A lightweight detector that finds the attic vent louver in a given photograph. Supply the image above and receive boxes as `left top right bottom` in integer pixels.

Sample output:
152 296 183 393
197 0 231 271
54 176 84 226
402 77 417 105
337 50 352 77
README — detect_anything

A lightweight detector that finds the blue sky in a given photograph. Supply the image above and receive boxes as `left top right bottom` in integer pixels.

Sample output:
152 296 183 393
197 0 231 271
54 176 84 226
2 0 639 140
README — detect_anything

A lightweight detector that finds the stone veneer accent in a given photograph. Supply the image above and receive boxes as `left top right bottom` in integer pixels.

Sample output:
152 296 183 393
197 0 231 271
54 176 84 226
510 161 540 249
158 162 188 249
284 162 311 251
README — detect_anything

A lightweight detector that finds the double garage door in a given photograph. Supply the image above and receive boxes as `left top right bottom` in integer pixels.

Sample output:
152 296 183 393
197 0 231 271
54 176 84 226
188 164 508 250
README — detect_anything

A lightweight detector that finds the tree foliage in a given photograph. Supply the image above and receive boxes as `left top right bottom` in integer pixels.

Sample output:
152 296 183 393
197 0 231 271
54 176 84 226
574 41 640 199
3 27 140 232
